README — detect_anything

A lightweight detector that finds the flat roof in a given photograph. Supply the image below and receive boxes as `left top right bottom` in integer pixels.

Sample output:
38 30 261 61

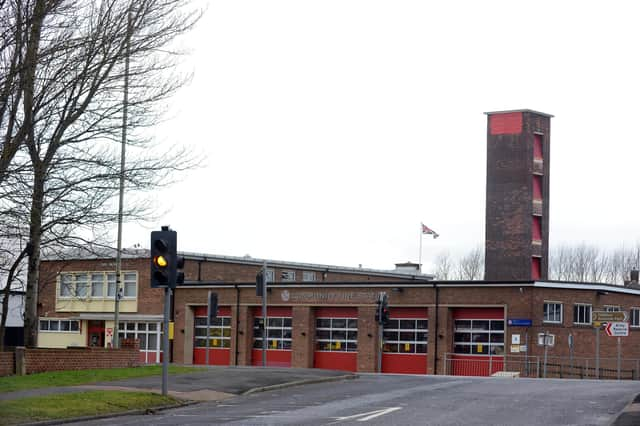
484 109 554 118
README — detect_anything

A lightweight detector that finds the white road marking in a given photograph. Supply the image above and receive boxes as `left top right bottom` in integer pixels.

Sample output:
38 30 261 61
331 407 402 423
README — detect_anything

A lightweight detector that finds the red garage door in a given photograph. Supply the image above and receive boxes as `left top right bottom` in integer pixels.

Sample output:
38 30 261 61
382 308 428 374
251 307 292 367
450 308 505 376
314 307 358 372
193 306 231 365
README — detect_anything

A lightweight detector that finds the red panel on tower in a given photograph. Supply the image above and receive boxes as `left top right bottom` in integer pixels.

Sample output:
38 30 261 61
532 216 542 241
533 134 543 159
533 175 542 200
531 257 541 280
489 112 522 135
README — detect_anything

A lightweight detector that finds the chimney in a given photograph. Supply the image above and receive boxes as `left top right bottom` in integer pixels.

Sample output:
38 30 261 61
626 269 640 287
395 262 421 274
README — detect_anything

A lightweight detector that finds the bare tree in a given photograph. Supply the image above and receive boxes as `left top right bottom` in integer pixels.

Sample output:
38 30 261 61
434 251 453 280
455 246 484 280
1 0 201 347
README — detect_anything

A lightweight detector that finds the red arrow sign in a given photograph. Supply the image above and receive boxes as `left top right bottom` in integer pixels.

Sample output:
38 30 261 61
605 322 629 337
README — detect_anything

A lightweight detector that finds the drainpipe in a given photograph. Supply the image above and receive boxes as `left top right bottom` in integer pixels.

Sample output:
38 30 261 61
433 283 439 375
234 284 240 365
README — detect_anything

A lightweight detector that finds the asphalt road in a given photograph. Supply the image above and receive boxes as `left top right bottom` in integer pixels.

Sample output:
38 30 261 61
74 374 640 426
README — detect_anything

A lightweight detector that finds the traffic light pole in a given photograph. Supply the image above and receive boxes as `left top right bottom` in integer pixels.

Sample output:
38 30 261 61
262 261 268 367
206 290 211 366
162 287 171 396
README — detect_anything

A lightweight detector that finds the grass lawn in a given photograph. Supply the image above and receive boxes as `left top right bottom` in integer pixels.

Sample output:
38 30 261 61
0 365 201 393
0 390 179 425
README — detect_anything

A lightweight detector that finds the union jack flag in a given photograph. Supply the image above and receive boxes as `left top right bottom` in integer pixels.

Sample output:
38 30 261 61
421 223 439 239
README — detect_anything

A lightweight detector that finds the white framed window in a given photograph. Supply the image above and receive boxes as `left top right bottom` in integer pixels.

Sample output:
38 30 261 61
75 273 89 298
107 273 117 297
123 273 137 297
58 271 137 300
265 269 275 283
604 305 621 312
315 317 358 352
59 274 73 297
383 318 428 354
543 301 563 323
39 318 80 333
118 321 162 360
453 319 504 355
281 270 296 282
631 308 640 327
302 271 316 282
573 304 591 325
253 317 292 350
91 273 104 297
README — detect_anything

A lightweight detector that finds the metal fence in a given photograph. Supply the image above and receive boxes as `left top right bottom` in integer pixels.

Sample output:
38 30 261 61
444 354 539 378
444 353 640 380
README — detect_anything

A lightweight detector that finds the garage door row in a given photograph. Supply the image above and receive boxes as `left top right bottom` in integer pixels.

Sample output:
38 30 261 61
192 306 429 374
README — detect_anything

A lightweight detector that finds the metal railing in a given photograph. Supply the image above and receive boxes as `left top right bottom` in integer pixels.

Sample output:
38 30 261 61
444 353 539 378
444 353 640 380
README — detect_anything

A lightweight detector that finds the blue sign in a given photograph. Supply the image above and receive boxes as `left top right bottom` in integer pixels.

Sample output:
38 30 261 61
507 319 532 327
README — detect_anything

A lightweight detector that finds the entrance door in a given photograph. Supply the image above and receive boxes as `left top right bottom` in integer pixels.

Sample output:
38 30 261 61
450 308 505 376
88 320 105 347
193 306 232 365
314 307 358 372
381 308 428 374
251 307 292 367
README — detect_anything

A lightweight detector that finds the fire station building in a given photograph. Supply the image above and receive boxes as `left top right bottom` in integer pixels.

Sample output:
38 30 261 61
35 110 640 377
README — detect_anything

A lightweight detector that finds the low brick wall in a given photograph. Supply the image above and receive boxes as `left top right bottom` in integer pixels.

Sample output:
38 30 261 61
1 339 141 376
0 352 14 376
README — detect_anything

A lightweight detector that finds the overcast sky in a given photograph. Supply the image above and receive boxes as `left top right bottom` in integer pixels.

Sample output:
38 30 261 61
120 1 640 272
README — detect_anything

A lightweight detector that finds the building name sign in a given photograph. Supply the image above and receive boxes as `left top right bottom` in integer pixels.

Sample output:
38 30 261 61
281 290 376 303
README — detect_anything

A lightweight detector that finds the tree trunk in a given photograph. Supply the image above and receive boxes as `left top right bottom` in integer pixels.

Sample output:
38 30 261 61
23 173 44 348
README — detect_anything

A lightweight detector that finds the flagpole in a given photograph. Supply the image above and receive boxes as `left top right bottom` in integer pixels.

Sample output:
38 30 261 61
419 224 423 272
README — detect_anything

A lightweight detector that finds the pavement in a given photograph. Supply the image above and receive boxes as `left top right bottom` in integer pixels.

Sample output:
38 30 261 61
0 365 356 403
611 392 640 426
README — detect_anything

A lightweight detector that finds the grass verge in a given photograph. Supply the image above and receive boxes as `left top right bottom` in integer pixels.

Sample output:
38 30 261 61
0 390 178 425
0 365 202 393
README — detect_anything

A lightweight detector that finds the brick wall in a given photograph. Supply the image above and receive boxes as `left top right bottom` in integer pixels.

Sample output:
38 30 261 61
22 340 140 375
0 352 14 376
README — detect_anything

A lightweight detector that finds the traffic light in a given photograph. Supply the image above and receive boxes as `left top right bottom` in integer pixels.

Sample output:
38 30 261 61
208 292 218 323
376 292 389 325
150 226 177 288
256 270 265 297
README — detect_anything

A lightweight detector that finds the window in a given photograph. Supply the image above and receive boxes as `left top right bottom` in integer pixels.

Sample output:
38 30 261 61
302 271 316 282
123 273 137 297
60 274 73 297
75 273 89 297
573 304 591 325
604 305 621 312
315 317 358 352
543 302 563 323
91 273 104 297
383 319 427 354
631 308 640 327
253 316 292 350
265 269 275 283
453 319 504 355
39 319 80 333
59 271 137 300
107 273 116 297
118 321 162 358
196 316 231 348
281 271 296 282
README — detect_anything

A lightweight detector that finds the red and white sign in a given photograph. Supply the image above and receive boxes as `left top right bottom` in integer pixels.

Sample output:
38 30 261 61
605 322 629 337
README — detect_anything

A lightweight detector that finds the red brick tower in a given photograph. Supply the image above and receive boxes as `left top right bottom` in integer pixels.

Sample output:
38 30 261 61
484 109 553 281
